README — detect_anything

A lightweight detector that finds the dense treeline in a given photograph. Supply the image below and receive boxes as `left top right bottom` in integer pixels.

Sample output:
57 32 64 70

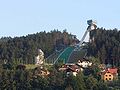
0 30 77 64
0 61 120 90
88 28 120 66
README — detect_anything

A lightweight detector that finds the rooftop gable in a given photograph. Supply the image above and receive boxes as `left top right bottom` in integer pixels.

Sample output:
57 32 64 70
107 68 118 74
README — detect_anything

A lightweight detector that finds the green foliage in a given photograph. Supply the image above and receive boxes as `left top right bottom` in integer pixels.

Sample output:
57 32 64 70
0 30 76 64
97 80 109 90
64 75 76 89
88 28 120 66
25 64 38 70
30 76 49 90
85 75 98 89
2 63 13 70
1 63 120 90
48 66 65 90
74 72 86 90
90 57 100 65
65 72 86 90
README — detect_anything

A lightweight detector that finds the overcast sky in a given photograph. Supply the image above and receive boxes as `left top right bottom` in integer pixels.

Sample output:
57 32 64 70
0 0 120 41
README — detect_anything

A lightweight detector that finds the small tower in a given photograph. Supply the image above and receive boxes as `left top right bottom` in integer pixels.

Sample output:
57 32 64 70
35 49 44 65
87 20 97 43
87 20 97 30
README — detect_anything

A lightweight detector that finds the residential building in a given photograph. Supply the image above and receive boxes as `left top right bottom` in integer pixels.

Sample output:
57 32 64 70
59 64 80 76
100 68 118 81
77 58 92 68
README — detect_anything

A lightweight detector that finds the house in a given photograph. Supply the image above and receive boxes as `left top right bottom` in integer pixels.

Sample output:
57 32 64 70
77 58 92 68
100 68 118 81
59 63 80 76
66 64 80 76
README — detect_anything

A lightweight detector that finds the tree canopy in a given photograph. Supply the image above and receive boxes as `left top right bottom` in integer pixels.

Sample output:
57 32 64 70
88 28 120 66
0 30 77 64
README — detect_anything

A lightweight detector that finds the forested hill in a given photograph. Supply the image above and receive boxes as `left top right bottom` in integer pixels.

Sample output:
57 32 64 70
0 30 78 64
88 28 120 66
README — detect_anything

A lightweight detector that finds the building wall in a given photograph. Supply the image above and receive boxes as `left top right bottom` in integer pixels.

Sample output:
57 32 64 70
103 72 113 81
77 61 92 68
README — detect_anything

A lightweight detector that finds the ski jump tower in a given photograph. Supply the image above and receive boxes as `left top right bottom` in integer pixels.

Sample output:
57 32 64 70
75 20 97 50
53 20 97 64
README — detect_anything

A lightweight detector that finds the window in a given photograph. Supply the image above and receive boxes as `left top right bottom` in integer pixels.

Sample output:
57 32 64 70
106 78 107 80
109 78 111 80
109 75 111 77
106 75 107 77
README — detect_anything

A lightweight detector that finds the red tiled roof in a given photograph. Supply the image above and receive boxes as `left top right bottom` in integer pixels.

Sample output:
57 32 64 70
107 68 118 74
99 68 118 76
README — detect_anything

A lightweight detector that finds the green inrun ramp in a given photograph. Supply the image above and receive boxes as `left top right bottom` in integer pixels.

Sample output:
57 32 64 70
54 46 75 64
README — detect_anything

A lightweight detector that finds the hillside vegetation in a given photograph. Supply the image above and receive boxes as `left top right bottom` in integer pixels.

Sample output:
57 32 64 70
0 28 120 67
0 30 77 64
88 28 120 66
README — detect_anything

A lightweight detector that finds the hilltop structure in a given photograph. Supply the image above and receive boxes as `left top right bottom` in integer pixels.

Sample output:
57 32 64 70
54 20 97 64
